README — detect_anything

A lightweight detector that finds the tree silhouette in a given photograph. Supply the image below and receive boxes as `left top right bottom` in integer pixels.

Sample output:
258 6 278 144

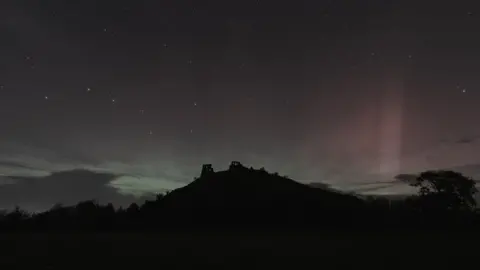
406 170 478 212
126 203 140 215
7 206 29 221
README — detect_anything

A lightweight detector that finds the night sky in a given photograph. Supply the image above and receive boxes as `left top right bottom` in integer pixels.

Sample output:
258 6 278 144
2 0 480 211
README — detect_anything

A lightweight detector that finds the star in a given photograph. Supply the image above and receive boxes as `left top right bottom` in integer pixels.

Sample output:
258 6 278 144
103 28 108 32
408 55 412 59
87 87 91 92
0 85 4 90
112 98 116 103
371 52 375 56
25 56 31 61
193 102 197 106
462 89 467 93
44 96 49 100
149 131 153 135
190 129 193 134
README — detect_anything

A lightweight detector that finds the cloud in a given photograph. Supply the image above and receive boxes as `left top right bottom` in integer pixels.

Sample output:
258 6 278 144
0 141 80 174
454 135 480 145
394 173 418 184
83 161 189 196
1 169 152 212
0 160 50 177
108 175 175 197
0 141 188 205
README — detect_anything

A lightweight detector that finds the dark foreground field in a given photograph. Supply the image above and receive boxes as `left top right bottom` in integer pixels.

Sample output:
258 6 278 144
0 231 476 269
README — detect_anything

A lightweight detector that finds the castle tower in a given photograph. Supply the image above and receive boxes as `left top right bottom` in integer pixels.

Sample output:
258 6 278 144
229 161 243 171
201 164 214 178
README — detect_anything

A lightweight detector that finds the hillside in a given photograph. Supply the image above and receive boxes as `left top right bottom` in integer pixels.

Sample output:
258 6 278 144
159 162 364 225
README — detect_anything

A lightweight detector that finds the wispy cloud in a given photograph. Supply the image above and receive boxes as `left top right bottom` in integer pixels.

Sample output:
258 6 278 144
0 169 151 212
0 141 186 210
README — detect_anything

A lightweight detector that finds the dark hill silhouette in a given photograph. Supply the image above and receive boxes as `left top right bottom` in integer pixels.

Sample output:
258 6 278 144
158 162 364 227
1 161 479 231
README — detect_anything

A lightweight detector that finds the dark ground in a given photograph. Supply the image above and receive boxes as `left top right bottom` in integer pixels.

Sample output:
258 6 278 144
0 231 475 269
